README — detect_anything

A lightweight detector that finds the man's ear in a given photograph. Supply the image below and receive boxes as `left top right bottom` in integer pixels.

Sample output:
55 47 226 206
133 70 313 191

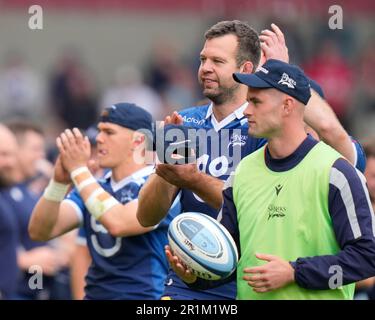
240 61 254 74
282 96 295 116
133 133 145 148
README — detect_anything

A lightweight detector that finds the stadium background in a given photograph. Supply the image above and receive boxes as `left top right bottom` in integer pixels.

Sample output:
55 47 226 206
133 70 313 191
0 0 374 300
0 0 374 139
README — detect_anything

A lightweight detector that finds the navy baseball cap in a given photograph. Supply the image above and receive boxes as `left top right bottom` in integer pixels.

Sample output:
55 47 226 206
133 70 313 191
99 102 153 132
309 78 325 99
233 59 311 105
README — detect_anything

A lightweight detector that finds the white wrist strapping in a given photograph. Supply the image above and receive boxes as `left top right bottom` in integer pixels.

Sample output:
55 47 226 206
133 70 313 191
84 188 119 220
70 166 97 192
43 179 70 202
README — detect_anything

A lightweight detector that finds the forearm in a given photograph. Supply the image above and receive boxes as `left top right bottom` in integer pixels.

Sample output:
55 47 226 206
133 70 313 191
68 166 154 236
137 173 178 227
29 198 63 241
70 245 91 300
304 91 355 164
186 172 224 210
292 238 375 290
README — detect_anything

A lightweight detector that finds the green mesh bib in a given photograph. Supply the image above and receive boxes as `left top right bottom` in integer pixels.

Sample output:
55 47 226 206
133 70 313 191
233 142 355 300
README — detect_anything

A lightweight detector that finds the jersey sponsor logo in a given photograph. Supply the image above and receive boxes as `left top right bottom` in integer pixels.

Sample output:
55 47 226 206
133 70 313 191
267 204 286 220
182 115 205 126
275 184 283 196
278 73 296 89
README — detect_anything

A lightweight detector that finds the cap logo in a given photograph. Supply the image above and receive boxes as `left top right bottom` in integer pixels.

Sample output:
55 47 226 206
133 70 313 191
258 66 269 74
278 73 296 89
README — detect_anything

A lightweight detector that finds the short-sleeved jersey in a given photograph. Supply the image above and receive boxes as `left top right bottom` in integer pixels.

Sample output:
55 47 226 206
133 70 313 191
64 166 180 300
163 103 266 300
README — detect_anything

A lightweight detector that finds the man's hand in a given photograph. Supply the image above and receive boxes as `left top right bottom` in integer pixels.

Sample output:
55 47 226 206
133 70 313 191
53 155 71 184
165 245 197 284
260 23 289 63
155 163 199 189
56 128 91 173
164 111 183 126
242 253 295 293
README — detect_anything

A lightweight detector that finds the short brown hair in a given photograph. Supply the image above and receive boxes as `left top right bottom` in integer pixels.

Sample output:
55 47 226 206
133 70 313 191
204 20 261 71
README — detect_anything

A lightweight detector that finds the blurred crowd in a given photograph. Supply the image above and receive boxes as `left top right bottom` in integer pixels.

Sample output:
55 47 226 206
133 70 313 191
0 15 374 300
0 19 373 144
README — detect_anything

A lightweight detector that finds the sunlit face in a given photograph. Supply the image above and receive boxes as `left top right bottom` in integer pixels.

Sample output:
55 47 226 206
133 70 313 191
96 122 135 169
365 157 375 203
198 34 242 104
243 88 284 138
0 128 18 187
17 131 46 180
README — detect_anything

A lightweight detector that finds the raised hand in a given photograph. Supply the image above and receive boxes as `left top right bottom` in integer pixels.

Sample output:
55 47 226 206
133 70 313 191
260 23 289 63
56 128 91 173
53 155 71 184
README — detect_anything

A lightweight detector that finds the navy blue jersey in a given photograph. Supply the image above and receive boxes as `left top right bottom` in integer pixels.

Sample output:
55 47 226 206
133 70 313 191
2 183 45 299
4 183 42 251
351 137 366 173
163 103 266 300
0 190 19 299
64 166 180 300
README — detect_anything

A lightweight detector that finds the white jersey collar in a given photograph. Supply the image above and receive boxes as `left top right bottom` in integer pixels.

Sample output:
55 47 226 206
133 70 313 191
205 102 248 131
106 165 154 192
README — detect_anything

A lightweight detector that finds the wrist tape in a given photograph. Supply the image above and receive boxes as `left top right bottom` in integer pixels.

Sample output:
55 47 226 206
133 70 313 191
43 180 70 202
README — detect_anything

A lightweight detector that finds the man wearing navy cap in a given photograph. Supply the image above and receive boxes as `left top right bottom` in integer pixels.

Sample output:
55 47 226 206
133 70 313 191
137 22 366 300
178 60 375 299
29 102 179 299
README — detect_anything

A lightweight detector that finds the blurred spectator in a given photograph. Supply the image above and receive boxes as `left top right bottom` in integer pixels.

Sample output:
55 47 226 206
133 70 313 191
70 227 91 300
354 138 375 299
0 124 19 299
304 39 354 129
145 42 197 113
3 121 74 299
163 63 197 111
145 42 179 95
102 65 165 120
0 52 45 122
349 43 375 139
49 50 99 130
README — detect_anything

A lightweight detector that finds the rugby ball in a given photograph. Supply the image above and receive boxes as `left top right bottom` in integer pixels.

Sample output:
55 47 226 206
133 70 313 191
168 212 238 280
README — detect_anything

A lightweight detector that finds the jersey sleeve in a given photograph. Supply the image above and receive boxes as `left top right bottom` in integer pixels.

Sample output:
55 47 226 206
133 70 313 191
350 137 366 173
61 188 84 225
76 226 87 246
292 158 375 289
